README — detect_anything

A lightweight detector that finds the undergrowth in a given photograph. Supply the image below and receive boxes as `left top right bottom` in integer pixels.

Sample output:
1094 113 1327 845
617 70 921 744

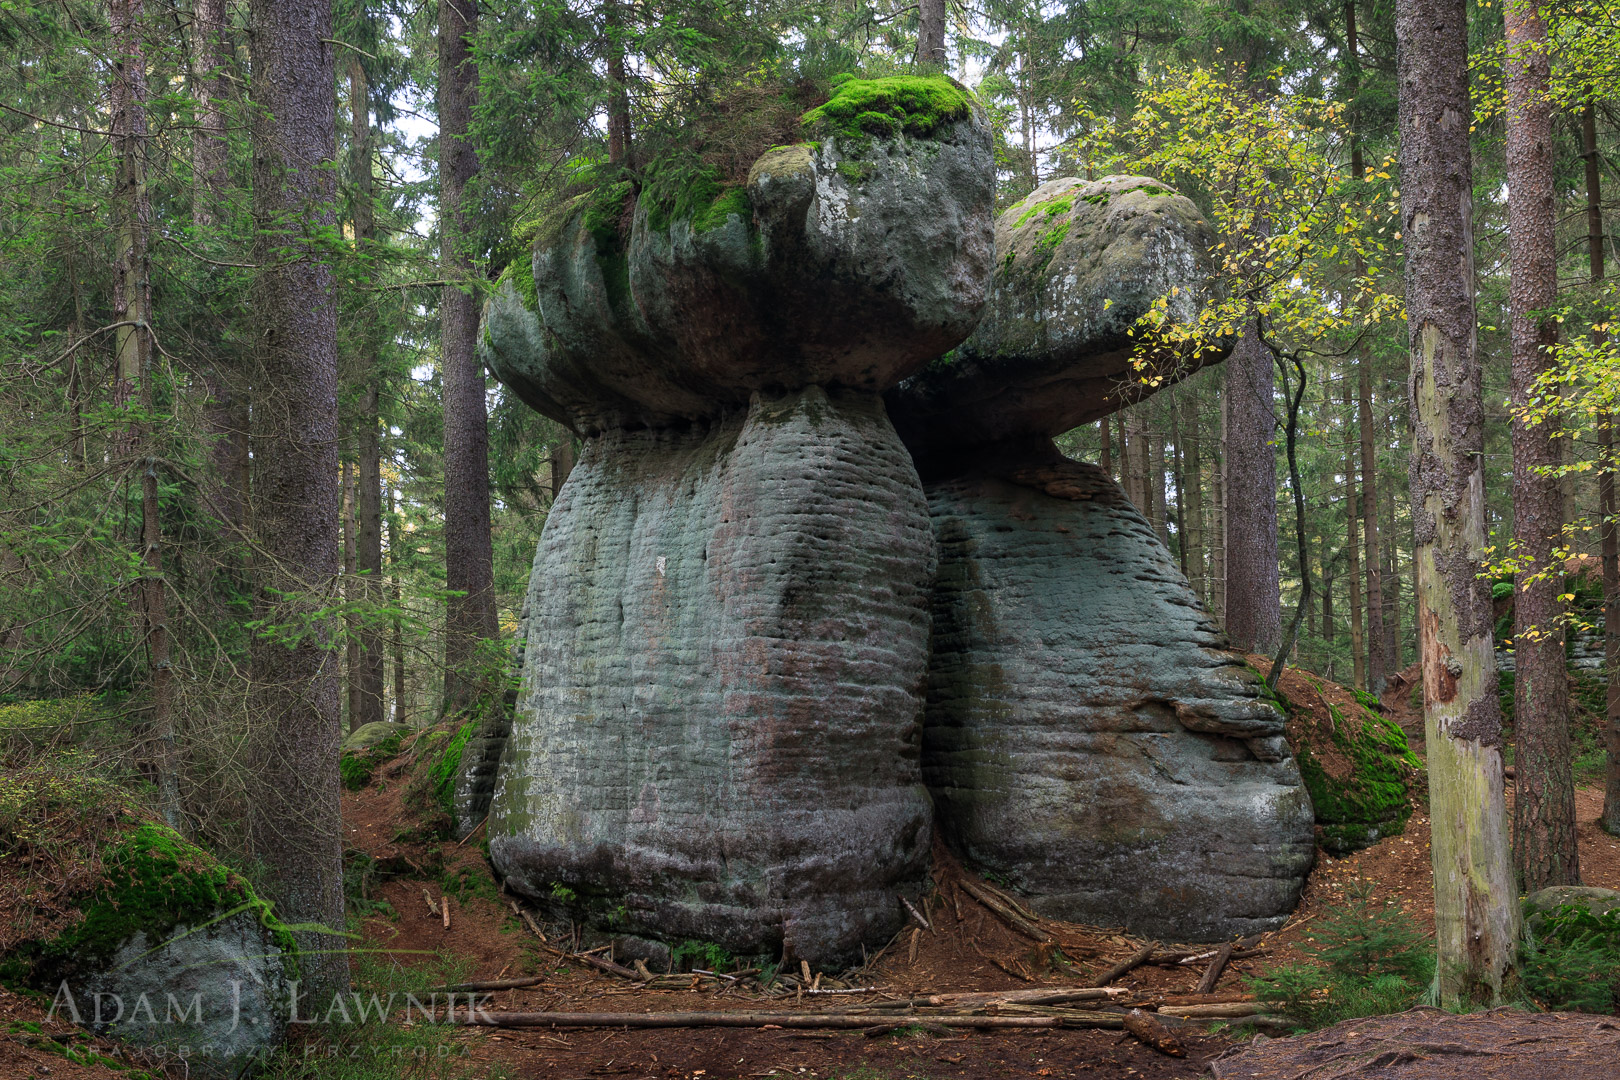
1519 897 1620 1013
1245 881 1433 1030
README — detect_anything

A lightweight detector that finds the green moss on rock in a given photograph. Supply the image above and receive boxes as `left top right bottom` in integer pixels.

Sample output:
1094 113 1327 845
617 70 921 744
1295 700 1419 856
496 258 540 315
800 75 972 146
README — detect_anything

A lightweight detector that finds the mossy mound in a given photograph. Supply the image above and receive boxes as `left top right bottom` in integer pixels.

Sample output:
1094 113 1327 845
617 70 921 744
339 722 408 789
801 74 973 145
1286 685 1420 856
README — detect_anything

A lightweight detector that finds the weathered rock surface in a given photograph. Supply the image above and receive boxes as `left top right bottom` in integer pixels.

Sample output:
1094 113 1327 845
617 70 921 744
482 79 995 436
887 175 1223 470
340 720 409 754
1524 885 1620 934
488 386 937 965
920 455 1315 940
14 820 291 1078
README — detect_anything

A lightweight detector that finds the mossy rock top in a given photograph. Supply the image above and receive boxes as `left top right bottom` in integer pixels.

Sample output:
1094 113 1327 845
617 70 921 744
481 79 995 436
885 174 1225 474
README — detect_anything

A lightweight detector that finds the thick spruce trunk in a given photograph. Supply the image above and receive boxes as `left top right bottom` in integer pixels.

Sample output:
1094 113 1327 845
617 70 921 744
439 0 498 710
1222 324 1281 654
246 0 347 1000
1395 0 1519 1004
1505 0 1577 889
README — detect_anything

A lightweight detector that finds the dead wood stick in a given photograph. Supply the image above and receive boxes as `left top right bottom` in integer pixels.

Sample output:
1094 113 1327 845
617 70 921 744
1157 1002 1265 1019
508 900 548 943
569 951 641 981
864 1021 957 1038
804 986 891 996
901 896 932 932
958 880 1050 943
442 894 451 931
457 1010 1113 1031
1195 943 1233 995
1123 1009 1185 1057
937 987 1128 1006
976 882 1041 924
431 976 551 993
423 889 441 917
1089 941 1157 988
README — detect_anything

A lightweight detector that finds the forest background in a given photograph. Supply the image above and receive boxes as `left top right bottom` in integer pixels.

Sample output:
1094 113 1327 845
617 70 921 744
0 0 1617 999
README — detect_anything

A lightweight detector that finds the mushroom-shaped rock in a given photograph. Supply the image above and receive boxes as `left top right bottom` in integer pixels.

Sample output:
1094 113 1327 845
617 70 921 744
488 387 937 967
481 76 995 436
922 457 1316 940
885 175 1222 472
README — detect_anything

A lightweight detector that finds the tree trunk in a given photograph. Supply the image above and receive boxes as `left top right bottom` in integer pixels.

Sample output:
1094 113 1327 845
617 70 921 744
603 1 632 166
111 0 179 830
550 436 575 500
1395 0 1519 1004
916 0 946 67
343 461 360 732
440 0 498 712
388 482 408 725
247 0 347 1000
1122 411 1146 517
1151 428 1170 547
1098 418 1112 479
192 0 227 228
1211 420 1227 625
1360 366 1387 690
1222 324 1281 654
1584 102 1619 835
1506 0 1578 890
1183 391 1206 606
349 52 385 731
1384 487 1403 672
1346 378 1367 689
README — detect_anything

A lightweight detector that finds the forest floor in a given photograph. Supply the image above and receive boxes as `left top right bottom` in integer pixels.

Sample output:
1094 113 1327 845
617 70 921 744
6 661 1619 1079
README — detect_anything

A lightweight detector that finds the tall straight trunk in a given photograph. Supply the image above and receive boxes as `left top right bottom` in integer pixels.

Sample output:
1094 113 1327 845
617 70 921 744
550 436 575 500
1360 367 1387 690
192 0 227 227
1151 429 1170 547
1322 561 1336 642
1172 403 1187 574
388 482 408 725
1346 378 1367 689
349 53 385 730
66 254 86 466
1222 324 1282 653
603 1 632 166
1123 411 1146 516
247 0 346 1000
1115 412 1127 490
439 0 498 712
1585 102 1620 835
1183 391 1206 606
343 462 360 732
1506 0 1578 890
1098 418 1112 478
1395 0 1519 1004
111 0 178 829
916 0 946 66
1384 485 1403 672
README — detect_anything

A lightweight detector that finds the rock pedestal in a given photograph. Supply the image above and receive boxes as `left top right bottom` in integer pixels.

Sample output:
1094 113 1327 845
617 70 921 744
483 80 1315 961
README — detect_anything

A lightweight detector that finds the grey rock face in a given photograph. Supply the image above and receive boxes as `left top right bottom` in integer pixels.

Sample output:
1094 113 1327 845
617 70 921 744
887 175 1223 470
1524 885 1620 935
482 120 994 436
489 386 936 966
52 912 288 1078
340 720 409 754
921 454 1315 941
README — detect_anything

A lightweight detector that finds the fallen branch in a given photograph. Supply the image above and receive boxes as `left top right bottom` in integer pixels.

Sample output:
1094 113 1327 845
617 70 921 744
1158 1002 1265 1019
458 1010 1117 1031
1195 942 1233 995
431 976 550 993
901 896 932 932
423 889 441 918
959 880 1050 943
507 900 548 943
1123 1009 1185 1057
568 951 642 981
1089 941 1157 988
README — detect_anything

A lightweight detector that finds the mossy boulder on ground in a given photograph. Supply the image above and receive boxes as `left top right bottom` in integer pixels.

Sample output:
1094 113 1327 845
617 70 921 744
1524 886 1620 935
481 74 995 436
1 772 294 1077
1271 673 1420 855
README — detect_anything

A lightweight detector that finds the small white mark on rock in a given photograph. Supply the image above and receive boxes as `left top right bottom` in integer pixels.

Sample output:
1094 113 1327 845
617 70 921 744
655 555 667 577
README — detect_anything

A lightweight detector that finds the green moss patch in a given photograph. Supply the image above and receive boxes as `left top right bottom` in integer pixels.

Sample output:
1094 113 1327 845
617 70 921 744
800 75 972 146
430 721 475 820
1294 698 1419 856
1014 191 1075 228
495 258 540 315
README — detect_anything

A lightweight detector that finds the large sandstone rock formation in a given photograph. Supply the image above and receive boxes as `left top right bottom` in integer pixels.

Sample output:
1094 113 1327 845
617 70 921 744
482 79 1314 962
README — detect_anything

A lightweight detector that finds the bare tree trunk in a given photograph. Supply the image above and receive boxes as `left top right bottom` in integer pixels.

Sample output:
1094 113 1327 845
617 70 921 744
1384 487 1403 672
1346 378 1367 689
1151 428 1169 547
192 0 227 228
603 1 632 166
349 52 385 730
1222 324 1281 654
1584 102 1619 835
1396 0 1519 1004
1360 367 1387 690
343 461 360 732
1183 391 1206 606
916 0 946 66
1506 0 1578 890
1172 401 1187 575
440 0 498 712
1098 418 1112 478
1212 421 1227 626
247 0 347 1000
1122 410 1146 517
550 436 575 501
388 482 408 725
